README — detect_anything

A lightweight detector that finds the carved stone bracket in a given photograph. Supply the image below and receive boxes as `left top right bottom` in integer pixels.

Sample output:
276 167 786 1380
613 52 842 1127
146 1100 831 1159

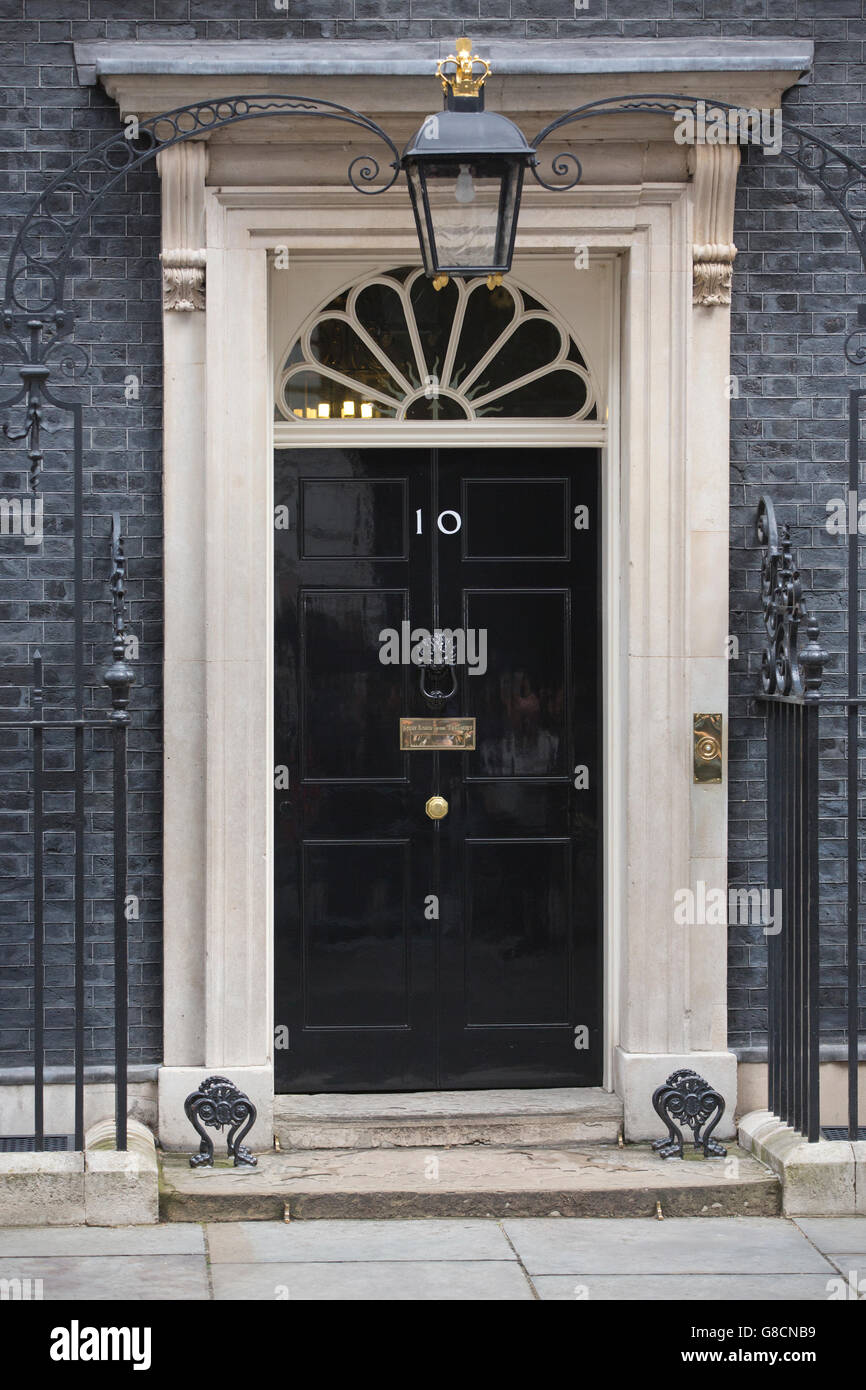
689 143 740 306
157 141 208 312
160 249 206 311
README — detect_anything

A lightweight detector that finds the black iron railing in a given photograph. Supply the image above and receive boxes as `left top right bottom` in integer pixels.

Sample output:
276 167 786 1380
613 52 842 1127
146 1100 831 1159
756 495 862 1142
0 517 132 1152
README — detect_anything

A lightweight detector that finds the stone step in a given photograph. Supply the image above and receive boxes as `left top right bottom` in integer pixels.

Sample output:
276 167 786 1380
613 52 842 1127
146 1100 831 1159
159 1144 781 1222
273 1087 623 1151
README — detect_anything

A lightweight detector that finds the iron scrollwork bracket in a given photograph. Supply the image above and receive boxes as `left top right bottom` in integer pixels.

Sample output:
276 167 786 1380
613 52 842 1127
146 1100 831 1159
183 1074 258 1169
651 1068 727 1159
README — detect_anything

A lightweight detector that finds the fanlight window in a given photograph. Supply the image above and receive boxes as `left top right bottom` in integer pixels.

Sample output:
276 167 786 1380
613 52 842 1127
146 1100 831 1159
275 267 598 423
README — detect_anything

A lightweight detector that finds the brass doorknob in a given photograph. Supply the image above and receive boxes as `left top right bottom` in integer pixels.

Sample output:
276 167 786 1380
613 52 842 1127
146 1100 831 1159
425 794 449 820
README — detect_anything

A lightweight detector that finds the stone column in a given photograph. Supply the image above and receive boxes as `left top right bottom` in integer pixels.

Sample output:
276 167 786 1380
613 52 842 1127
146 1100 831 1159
156 150 274 1151
613 173 739 1138
157 142 209 1109
158 188 274 1150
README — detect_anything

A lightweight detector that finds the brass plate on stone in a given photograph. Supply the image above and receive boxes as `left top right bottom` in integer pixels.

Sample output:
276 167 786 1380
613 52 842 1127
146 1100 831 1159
400 717 476 751
693 713 723 784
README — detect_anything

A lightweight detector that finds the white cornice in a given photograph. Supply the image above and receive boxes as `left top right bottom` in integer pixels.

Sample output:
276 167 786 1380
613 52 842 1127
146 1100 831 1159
74 38 813 84
73 38 811 124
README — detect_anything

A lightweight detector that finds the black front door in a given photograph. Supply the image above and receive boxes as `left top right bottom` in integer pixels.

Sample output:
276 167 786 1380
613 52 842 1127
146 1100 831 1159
274 446 601 1092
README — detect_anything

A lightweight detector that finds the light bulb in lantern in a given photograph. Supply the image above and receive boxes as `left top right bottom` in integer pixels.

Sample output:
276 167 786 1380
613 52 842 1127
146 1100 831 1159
360 402 374 419
317 402 330 418
454 164 476 205
342 400 356 418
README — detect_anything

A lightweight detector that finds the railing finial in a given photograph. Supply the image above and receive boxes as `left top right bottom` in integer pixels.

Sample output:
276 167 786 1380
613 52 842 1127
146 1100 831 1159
756 493 823 701
103 513 135 724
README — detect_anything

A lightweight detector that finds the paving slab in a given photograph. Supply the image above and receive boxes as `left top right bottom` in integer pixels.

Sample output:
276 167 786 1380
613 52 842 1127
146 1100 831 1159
160 1143 780 1221
502 1216 834 1276
792 1217 866 1254
0 1254 209 1301
206 1218 514 1264
0 1225 204 1257
210 1259 533 1300
533 1273 842 1301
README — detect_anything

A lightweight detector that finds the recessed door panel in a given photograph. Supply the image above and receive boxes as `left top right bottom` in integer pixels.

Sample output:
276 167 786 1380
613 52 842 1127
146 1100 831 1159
462 477 569 560
464 838 571 1026
299 477 407 559
301 589 408 781
462 589 569 780
302 840 411 1028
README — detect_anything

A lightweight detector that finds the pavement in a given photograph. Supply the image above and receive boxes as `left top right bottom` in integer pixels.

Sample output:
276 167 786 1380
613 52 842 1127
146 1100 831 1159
0 1216 863 1300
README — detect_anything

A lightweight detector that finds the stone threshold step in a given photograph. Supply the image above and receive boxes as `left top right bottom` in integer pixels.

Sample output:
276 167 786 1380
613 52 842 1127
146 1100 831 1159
273 1087 623 1150
159 1144 780 1222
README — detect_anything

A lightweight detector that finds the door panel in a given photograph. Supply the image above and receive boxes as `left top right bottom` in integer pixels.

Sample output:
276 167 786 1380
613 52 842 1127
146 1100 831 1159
300 589 408 780
462 589 570 779
302 840 411 1028
275 445 601 1092
463 838 572 1026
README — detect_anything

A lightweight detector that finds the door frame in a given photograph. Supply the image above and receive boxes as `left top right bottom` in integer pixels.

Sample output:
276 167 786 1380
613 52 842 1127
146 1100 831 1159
269 256 616 1090
156 179 735 1148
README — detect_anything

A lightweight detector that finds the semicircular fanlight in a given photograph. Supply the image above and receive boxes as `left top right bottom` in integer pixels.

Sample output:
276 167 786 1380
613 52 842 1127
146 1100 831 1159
276 267 599 422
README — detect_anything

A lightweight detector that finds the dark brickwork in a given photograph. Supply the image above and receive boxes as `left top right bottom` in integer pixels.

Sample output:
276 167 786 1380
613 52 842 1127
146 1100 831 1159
0 0 862 1068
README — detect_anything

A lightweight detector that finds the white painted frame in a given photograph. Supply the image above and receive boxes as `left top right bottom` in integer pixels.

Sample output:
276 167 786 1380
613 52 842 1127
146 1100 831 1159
157 180 736 1146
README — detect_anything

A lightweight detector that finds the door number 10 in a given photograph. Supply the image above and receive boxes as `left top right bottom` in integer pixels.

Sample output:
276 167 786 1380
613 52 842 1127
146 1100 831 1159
416 507 588 534
417 509 462 535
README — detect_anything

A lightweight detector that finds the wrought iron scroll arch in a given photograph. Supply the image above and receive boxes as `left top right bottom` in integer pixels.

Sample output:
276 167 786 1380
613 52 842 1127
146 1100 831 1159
530 94 866 297
3 93 401 330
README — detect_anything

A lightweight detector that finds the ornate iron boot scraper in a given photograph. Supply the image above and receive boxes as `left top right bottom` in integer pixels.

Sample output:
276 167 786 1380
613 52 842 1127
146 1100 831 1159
184 1075 258 1168
651 1069 726 1159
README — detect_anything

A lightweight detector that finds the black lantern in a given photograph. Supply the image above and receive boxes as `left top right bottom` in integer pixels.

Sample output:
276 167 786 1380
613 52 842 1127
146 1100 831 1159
402 38 536 282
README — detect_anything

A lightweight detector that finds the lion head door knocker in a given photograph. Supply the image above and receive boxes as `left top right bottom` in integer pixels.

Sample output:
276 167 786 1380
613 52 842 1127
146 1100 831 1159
419 629 457 708
183 1075 258 1169
651 1069 727 1160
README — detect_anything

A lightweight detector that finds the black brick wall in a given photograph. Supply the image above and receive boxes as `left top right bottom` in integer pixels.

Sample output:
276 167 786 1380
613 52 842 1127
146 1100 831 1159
0 0 863 1069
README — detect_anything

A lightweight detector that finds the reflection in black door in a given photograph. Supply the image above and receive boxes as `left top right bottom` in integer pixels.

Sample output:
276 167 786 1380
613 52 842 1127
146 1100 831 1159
275 448 601 1092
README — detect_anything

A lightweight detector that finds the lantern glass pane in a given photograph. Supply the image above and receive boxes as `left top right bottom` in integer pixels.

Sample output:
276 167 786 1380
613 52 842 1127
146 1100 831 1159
423 166 504 271
406 163 434 274
413 158 525 274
